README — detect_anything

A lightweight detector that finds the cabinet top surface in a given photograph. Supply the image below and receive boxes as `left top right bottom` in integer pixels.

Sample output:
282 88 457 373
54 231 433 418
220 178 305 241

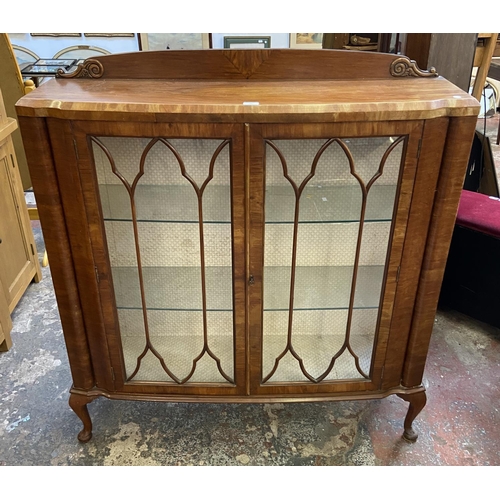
15 49 480 122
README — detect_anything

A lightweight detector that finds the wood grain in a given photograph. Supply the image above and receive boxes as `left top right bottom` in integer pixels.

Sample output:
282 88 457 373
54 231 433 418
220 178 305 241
381 117 449 389
0 116 41 314
402 116 478 387
0 88 41 350
71 384 424 404
0 273 12 351
0 143 33 309
16 77 479 123
15 50 480 441
70 120 248 396
247 120 422 395
60 49 423 80
17 116 95 391
404 34 477 92
472 33 498 101
46 118 115 390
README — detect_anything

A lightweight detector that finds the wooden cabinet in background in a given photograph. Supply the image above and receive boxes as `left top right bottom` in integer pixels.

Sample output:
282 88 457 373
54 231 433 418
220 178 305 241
322 33 397 53
0 274 12 351
16 50 479 442
403 33 478 92
0 89 42 351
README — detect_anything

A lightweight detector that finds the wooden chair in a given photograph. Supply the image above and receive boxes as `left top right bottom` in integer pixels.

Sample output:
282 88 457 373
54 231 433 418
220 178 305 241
471 33 499 101
0 34 48 267
487 57 500 145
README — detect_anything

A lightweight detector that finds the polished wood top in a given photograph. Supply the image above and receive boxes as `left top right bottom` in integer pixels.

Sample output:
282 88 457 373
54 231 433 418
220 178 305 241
16 49 479 123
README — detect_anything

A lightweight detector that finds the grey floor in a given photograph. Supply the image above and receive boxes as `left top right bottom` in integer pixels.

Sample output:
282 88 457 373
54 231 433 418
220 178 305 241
1 222 500 466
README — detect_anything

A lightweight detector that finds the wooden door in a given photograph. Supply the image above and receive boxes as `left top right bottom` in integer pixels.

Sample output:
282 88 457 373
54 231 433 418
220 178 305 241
0 140 40 312
248 121 424 396
0 273 12 351
51 120 247 396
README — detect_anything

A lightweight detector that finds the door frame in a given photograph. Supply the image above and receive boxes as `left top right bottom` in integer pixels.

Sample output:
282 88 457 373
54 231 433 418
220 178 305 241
247 121 424 395
50 119 247 396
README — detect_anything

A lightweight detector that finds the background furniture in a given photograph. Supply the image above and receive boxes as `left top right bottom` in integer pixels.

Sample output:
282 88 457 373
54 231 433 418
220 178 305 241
471 33 499 101
20 58 78 87
487 58 500 145
223 36 271 49
0 33 34 189
0 274 13 351
440 191 500 328
0 34 49 267
0 89 42 350
404 33 478 92
322 33 398 53
17 49 479 443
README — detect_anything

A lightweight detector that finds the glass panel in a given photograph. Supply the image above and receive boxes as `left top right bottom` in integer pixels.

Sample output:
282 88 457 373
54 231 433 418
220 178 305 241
262 137 404 383
92 137 234 384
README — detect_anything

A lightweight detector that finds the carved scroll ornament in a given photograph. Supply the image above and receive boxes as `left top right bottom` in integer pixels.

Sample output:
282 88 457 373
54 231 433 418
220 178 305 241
390 57 438 78
56 59 104 79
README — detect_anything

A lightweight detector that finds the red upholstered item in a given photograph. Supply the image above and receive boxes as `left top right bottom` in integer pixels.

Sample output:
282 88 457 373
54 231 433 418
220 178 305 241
456 190 500 238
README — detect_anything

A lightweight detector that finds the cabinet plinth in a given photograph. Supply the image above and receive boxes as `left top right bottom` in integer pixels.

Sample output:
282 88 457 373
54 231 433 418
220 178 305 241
16 49 479 442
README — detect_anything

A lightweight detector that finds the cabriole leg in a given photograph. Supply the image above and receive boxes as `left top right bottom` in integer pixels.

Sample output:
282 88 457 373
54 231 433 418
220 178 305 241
69 393 95 443
397 391 427 442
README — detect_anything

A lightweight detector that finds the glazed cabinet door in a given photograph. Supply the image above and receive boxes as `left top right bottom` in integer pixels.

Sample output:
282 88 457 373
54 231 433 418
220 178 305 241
49 120 246 396
248 122 424 395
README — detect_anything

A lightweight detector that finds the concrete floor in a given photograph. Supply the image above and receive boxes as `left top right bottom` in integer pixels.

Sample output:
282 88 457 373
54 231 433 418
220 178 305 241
1 116 500 466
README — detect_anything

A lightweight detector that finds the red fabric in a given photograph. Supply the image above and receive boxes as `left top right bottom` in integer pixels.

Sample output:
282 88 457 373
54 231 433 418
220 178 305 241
456 190 500 238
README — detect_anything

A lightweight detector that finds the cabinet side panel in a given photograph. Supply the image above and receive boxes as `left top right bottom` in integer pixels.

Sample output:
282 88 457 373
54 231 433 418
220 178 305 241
17 116 94 390
382 117 449 389
402 116 477 387
47 118 114 390
0 273 13 350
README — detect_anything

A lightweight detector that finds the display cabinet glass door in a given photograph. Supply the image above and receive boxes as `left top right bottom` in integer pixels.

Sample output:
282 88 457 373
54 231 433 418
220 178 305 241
88 129 244 390
249 123 422 393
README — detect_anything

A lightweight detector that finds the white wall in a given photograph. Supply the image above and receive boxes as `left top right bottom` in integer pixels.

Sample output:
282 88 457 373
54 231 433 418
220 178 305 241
8 33 140 62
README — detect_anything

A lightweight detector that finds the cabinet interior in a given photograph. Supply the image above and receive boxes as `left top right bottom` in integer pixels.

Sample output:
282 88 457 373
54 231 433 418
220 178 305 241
92 135 403 384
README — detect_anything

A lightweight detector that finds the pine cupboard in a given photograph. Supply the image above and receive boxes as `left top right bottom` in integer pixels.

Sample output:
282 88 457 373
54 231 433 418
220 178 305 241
0 89 42 351
16 49 479 442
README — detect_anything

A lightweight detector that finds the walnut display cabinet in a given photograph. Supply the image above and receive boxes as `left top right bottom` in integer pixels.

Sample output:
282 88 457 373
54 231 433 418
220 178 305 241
16 49 479 443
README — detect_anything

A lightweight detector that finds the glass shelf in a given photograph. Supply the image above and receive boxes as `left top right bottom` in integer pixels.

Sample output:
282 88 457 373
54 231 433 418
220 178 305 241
265 184 396 224
111 265 384 312
100 184 230 224
98 184 397 224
